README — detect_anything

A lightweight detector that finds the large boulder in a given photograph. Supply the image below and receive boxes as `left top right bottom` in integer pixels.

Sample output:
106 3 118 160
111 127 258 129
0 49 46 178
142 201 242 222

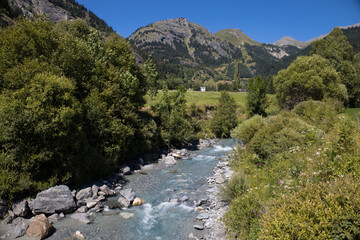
118 197 131 208
99 185 115 196
12 199 29 217
75 187 92 201
91 185 98 198
29 185 76 214
120 165 131 175
8 217 29 238
26 214 52 240
0 200 7 219
164 156 177 165
120 189 136 202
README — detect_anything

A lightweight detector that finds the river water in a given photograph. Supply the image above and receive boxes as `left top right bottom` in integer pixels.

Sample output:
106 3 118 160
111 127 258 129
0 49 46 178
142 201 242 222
7 139 235 240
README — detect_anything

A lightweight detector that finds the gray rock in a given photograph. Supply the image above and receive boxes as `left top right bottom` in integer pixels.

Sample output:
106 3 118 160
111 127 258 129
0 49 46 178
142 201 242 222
193 224 204 230
29 185 76 214
180 149 188 156
120 189 136 202
91 185 98 198
86 201 97 209
48 213 59 221
120 166 131 175
70 213 91 224
0 200 7 219
164 156 177 165
215 175 226 184
8 217 29 238
76 206 88 213
59 212 65 218
99 185 115 196
178 196 189 203
118 197 131 208
12 199 29 217
76 187 92 201
196 212 209 220
2 210 15 224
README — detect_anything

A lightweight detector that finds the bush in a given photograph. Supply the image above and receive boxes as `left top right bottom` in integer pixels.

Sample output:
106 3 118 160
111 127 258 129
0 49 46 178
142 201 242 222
248 112 315 161
231 115 265 144
259 177 360 239
292 100 338 131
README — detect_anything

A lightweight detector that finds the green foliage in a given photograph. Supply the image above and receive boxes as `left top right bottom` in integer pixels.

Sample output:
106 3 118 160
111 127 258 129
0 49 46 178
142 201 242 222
0 18 157 202
247 76 267 117
312 27 360 107
210 91 238 137
142 56 159 107
231 115 265 144
274 55 347 109
260 177 360 240
153 87 194 147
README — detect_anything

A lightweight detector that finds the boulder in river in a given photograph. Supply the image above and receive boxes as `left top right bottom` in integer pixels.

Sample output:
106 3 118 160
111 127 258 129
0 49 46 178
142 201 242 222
120 189 136 202
91 185 99 198
164 156 177 165
118 197 131 208
120 165 131 175
99 185 115 196
193 224 204 230
132 198 144 206
29 185 76 214
12 199 29 217
26 214 52 240
196 212 209 220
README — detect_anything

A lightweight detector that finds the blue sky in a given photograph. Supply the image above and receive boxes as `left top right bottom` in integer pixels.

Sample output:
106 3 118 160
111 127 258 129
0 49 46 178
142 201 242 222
76 0 360 43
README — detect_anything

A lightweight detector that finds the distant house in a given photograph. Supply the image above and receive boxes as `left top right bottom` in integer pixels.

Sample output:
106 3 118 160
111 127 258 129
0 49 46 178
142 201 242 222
200 87 206 92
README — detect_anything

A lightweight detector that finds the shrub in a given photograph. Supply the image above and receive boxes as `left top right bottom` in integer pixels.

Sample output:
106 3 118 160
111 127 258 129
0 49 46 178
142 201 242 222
292 100 338 131
248 112 315 161
259 176 360 239
231 115 265 144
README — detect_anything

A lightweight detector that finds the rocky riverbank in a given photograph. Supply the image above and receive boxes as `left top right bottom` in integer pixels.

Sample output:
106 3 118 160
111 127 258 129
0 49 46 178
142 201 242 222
0 139 234 240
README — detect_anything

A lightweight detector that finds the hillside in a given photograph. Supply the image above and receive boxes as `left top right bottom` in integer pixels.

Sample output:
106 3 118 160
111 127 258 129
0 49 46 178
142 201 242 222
0 0 113 33
214 28 261 47
129 17 301 85
274 36 309 48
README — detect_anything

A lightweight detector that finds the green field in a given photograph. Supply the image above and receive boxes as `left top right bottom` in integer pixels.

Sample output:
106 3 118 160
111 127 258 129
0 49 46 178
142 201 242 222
145 90 248 108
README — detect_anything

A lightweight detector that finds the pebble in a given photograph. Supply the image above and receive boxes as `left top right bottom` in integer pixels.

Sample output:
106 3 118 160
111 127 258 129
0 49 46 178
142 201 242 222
193 224 204 230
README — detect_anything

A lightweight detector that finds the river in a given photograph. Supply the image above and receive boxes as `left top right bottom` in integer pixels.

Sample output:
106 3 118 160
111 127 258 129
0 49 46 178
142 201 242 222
5 139 235 240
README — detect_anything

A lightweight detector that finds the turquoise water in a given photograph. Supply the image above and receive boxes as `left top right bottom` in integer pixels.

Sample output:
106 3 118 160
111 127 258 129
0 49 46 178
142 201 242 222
47 139 235 240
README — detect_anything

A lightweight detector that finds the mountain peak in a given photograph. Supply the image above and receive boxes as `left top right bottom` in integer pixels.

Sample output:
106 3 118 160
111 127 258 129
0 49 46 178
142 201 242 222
274 36 308 48
214 28 260 46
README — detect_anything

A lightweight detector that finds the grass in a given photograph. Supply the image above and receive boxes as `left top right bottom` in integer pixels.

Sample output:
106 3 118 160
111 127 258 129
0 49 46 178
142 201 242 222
344 108 360 122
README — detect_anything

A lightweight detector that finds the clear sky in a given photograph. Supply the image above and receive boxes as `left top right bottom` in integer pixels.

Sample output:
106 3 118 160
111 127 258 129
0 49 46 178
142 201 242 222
76 0 360 43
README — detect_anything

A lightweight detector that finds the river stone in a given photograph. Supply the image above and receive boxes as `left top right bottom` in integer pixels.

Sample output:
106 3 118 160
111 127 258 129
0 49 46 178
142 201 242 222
120 189 136 202
0 200 7 219
99 185 115 196
12 199 29 217
215 175 226 184
119 212 134 219
193 224 204 230
26 214 52 240
118 197 131 208
70 213 91 224
76 187 92 201
76 206 88 213
8 217 29 238
164 156 177 165
132 198 144 206
196 212 209 220
48 213 59 221
86 201 97 209
180 149 188 156
91 185 98 198
120 165 131 175
172 153 181 159
2 210 15 224
71 231 85 240
29 185 76 214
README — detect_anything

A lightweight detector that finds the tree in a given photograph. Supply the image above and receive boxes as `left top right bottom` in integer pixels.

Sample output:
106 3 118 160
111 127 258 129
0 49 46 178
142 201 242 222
153 87 194 147
274 55 348 109
247 76 267 117
311 27 360 107
142 56 158 107
233 61 241 91
210 91 238 137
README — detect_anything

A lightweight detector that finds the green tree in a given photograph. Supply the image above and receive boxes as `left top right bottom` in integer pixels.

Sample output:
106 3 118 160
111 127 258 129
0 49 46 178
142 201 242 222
153 87 194 147
247 76 267 117
210 91 238 137
311 27 360 107
274 55 348 109
233 61 241 91
142 56 158 107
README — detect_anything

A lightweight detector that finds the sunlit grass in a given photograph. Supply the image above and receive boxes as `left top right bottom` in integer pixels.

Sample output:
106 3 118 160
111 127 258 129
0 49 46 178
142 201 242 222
344 108 360 122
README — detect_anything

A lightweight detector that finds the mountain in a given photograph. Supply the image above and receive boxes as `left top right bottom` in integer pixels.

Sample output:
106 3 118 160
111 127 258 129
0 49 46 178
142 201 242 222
0 0 113 33
214 28 261 46
129 17 301 82
274 36 309 48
